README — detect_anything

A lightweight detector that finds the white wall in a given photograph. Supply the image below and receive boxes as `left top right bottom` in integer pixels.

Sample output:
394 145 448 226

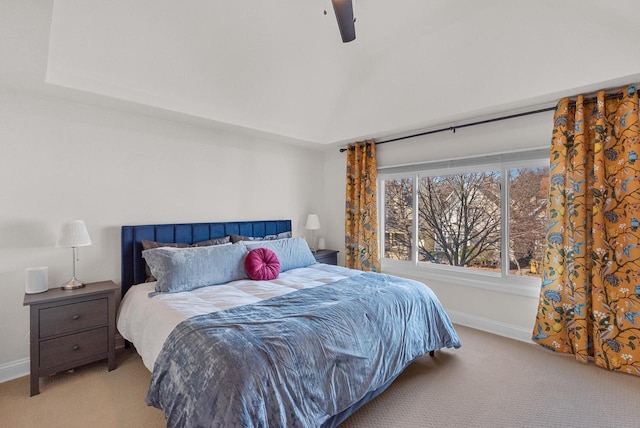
322 147 348 262
0 86 324 377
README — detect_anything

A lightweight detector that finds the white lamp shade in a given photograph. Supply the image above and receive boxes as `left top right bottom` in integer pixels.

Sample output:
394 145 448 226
305 214 321 230
56 220 92 248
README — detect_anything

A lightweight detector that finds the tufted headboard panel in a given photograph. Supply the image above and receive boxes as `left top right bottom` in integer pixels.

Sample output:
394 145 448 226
121 220 292 297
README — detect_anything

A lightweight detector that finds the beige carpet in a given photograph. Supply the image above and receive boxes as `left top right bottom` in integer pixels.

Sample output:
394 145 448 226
1 325 638 428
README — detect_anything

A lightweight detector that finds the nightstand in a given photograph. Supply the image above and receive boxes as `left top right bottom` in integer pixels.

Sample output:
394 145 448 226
23 280 118 396
313 249 339 265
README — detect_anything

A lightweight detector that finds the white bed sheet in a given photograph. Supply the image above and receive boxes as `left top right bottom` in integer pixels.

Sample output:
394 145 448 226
117 263 362 371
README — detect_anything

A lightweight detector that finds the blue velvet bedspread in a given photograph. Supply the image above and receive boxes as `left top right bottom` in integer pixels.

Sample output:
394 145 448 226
147 272 461 427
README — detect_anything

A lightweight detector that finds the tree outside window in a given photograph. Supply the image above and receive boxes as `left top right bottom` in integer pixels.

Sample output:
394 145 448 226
381 161 549 278
383 178 413 261
418 171 501 269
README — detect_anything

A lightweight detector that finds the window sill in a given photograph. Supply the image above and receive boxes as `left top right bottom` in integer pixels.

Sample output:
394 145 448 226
381 259 541 298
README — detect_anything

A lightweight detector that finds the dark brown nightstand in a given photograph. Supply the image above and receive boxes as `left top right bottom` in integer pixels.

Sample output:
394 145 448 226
313 249 339 265
23 280 119 396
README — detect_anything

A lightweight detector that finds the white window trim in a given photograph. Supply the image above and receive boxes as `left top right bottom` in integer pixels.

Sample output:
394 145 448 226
382 259 541 298
378 147 547 298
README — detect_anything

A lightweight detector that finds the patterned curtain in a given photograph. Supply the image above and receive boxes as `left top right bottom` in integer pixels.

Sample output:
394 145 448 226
533 86 640 376
345 140 380 272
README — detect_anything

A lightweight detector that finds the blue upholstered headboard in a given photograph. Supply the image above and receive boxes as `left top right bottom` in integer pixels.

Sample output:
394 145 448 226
121 220 292 297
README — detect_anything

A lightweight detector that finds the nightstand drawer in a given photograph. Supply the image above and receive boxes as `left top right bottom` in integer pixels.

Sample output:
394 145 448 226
39 327 108 370
39 298 108 338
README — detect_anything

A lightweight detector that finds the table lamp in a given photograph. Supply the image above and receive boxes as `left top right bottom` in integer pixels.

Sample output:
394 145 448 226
305 214 321 252
56 220 92 290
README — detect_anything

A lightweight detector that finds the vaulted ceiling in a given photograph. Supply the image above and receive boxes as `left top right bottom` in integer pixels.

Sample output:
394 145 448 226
37 1 640 144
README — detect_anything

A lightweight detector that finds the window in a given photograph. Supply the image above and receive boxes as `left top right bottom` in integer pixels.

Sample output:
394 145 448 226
417 171 502 269
379 149 549 289
507 166 549 277
383 177 413 261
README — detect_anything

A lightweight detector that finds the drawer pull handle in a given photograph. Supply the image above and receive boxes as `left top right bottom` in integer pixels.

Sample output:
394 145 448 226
72 345 80 351
72 314 80 320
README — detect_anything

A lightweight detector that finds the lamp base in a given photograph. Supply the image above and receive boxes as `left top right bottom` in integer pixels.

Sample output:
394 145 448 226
61 277 85 290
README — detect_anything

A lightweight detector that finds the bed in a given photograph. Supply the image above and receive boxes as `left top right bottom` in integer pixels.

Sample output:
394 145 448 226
117 220 460 427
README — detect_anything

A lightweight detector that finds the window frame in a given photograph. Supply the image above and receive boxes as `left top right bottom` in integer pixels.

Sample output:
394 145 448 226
378 149 548 297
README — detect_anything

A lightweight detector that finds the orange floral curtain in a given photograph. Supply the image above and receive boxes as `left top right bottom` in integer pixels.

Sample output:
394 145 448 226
345 140 380 272
533 86 640 376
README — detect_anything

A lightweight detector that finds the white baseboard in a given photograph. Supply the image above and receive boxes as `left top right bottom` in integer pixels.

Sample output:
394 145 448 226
0 358 29 383
447 309 535 344
0 334 127 384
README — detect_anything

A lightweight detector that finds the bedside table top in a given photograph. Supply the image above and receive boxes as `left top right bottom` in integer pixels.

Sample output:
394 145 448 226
313 249 339 256
23 280 119 306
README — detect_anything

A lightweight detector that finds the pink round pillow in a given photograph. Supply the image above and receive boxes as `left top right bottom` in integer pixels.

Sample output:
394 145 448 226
245 248 280 280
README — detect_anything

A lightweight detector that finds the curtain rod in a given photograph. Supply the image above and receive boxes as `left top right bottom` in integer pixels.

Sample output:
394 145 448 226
338 92 627 153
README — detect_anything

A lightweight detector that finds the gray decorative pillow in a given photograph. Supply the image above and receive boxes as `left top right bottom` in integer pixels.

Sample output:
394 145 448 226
141 240 189 250
143 241 248 294
245 237 316 272
190 236 231 247
141 236 231 281
230 231 292 243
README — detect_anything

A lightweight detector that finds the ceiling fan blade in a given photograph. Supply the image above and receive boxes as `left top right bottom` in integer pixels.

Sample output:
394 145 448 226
331 0 356 43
